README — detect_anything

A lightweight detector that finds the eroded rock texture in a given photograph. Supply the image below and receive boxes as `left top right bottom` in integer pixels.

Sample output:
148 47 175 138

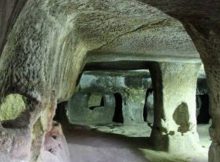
0 0 219 161
0 0 27 55
40 122 70 162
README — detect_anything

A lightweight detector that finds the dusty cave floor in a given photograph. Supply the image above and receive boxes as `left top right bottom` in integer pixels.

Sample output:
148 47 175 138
63 122 211 162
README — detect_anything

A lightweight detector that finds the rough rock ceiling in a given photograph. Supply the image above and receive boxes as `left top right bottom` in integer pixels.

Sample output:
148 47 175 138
1 0 200 63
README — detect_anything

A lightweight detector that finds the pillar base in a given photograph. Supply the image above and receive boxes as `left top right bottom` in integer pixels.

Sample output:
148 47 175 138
150 128 201 154
209 142 220 162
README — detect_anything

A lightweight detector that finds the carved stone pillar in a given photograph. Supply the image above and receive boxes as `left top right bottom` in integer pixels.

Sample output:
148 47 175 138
149 62 201 154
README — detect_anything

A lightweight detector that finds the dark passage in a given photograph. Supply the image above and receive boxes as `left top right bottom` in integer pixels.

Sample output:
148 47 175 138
54 102 68 123
197 94 210 124
100 96 104 106
113 93 124 123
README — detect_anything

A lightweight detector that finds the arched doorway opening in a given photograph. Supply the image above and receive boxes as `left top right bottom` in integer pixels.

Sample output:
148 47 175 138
196 74 211 124
113 93 124 123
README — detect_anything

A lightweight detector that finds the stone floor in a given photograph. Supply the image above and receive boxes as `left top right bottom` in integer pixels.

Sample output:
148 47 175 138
63 123 211 162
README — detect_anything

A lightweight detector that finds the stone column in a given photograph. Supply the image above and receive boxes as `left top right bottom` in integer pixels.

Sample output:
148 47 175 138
183 22 220 162
149 62 201 154
205 66 220 162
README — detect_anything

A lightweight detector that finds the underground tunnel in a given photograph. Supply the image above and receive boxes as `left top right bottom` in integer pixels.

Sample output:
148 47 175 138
0 0 219 162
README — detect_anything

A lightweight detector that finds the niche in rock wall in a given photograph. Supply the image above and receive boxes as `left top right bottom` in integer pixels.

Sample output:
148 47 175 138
0 93 28 128
88 94 104 110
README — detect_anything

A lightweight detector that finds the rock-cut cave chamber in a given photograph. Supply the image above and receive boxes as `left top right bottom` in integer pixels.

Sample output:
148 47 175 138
0 0 220 162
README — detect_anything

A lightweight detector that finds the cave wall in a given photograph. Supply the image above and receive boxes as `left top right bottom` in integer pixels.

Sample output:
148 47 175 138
0 0 218 161
67 92 115 124
67 70 152 125
0 0 27 55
